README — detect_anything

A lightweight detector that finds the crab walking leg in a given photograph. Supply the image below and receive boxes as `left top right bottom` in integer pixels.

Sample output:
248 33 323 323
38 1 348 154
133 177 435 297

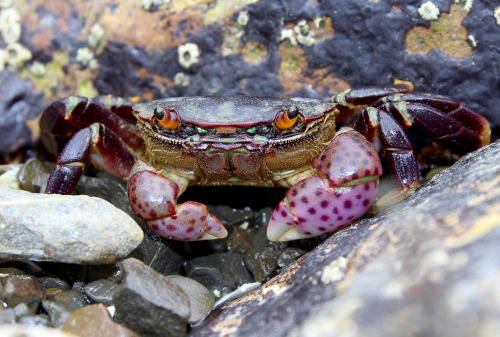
128 161 228 241
45 123 135 195
331 84 413 122
374 99 490 154
373 93 491 147
39 96 142 156
267 127 382 241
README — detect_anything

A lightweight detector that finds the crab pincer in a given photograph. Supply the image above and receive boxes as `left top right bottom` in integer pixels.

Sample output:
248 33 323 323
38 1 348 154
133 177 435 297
267 127 382 241
127 160 227 241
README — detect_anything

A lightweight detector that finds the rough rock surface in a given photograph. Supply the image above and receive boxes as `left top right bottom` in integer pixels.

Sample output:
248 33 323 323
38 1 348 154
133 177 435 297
0 188 144 264
188 141 500 337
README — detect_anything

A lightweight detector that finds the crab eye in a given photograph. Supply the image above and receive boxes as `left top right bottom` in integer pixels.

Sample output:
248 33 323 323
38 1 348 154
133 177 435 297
154 107 179 129
275 106 300 129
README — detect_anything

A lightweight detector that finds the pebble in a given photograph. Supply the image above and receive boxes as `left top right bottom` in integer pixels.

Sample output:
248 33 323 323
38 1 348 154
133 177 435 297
0 188 144 264
83 279 118 306
113 258 191 337
245 226 288 282
186 252 254 296
1 275 47 312
0 324 78 337
165 275 215 324
63 304 139 337
42 289 88 327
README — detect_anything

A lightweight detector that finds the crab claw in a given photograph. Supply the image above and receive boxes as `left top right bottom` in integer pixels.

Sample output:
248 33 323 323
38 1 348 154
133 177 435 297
128 160 227 241
267 127 382 241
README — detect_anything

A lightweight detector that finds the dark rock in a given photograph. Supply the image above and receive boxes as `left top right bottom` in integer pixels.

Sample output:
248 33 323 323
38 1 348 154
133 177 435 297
86 263 122 283
186 252 254 296
226 226 251 254
245 226 288 282
38 277 71 291
42 289 89 327
0 275 47 312
63 304 139 337
277 248 307 268
188 141 500 336
83 279 117 306
128 229 186 276
113 258 190 337
210 205 254 227
71 281 86 294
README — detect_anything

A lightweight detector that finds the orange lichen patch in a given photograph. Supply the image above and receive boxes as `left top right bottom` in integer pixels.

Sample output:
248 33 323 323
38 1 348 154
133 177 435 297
278 43 308 94
99 2 204 51
305 68 351 97
406 4 473 58
241 41 268 63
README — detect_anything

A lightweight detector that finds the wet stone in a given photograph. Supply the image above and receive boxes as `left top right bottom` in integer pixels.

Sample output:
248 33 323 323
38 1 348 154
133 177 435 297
113 258 190 337
83 279 117 306
186 252 254 296
42 289 88 327
277 247 307 268
38 277 71 291
63 303 139 337
0 188 144 264
210 205 254 227
17 158 53 193
245 226 289 282
0 275 47 312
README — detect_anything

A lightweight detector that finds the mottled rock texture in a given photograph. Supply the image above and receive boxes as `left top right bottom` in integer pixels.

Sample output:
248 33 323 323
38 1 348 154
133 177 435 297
0 0 498 162
188 141 500 337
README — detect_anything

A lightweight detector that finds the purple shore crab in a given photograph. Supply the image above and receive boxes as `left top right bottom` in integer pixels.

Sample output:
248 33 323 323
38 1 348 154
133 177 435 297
39 84 490 241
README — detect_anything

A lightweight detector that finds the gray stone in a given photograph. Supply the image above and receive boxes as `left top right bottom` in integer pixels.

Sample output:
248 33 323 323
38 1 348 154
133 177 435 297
186 252 254 296
42 289 88 327
0 188 144 264
0 307 15 324
84 279 118 306
166 275 215 324
188 141 500 337
38 277 71 290
18 313 51 326
113 258 190 337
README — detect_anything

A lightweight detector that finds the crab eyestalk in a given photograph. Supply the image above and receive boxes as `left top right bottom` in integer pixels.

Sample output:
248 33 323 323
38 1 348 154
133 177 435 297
127 160 228 241
267 127 382 241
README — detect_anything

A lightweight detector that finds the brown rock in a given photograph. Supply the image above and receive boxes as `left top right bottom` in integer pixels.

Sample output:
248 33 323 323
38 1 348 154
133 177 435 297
63 304 139 337
0 275 47 312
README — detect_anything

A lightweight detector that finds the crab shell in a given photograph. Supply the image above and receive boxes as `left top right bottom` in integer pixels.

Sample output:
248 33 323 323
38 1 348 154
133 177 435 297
132 96 339 188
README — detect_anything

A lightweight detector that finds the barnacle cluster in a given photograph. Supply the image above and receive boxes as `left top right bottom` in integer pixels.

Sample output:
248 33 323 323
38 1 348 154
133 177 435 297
0 2 32 71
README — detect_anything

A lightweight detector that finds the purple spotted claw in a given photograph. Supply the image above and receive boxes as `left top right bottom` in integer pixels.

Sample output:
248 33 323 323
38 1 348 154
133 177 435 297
267 127 382 241
128 160 228 241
